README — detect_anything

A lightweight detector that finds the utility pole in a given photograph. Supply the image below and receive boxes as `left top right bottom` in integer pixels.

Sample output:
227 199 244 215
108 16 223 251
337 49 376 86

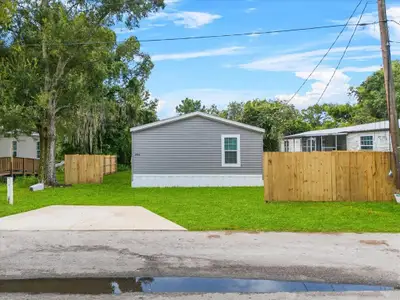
378 0 400 189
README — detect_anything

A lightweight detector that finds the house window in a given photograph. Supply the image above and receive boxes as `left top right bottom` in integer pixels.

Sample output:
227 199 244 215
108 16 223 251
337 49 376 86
284 140 290 152
221 134 241 167
302 138 316 152
12 141 17 157
36 141 40 159
360 136 373 150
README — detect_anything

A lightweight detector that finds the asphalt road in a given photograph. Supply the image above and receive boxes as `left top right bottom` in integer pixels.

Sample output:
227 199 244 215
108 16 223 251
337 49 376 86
1 291 400 300
1 231 400 287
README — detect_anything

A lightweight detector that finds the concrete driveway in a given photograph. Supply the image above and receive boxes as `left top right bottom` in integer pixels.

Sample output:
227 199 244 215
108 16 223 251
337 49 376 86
0 206 186 231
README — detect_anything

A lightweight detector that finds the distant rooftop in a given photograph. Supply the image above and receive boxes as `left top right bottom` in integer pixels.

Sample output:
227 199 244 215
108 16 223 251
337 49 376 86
285 120 397 138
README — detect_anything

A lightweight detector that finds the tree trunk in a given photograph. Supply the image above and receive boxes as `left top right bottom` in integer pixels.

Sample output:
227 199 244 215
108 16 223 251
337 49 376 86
40 0 57 186
45 103 57 186
38 124 49 183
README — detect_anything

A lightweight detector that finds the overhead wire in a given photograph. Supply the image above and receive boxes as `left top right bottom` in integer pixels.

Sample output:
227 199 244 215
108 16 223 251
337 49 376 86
14 21 379 47
315 0 369 104
285 0 365 104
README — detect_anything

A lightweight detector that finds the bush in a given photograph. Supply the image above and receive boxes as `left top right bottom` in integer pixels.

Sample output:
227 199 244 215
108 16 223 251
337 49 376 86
117 164 130 172
14 176 39 188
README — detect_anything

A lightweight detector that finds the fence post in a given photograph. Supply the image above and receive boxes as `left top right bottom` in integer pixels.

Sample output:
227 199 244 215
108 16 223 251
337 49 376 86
9 157 13 176
7 177 13 205
23 158 26 176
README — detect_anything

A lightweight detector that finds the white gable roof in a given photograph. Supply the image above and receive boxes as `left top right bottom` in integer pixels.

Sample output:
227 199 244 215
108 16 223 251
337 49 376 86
130 112 265 133
285 120 395 138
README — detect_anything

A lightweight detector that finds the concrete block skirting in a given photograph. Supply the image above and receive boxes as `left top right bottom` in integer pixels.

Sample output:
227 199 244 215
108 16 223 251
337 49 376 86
131 174 263 188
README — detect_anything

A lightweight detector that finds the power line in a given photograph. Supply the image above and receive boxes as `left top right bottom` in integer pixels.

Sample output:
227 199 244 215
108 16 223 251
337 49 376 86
286 0 365 104
316 0 369 104
15 21 379 47
390 19 400 26
141 22 377 42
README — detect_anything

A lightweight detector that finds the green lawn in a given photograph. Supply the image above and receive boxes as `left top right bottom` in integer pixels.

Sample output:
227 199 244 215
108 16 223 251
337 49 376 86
1 171 400 232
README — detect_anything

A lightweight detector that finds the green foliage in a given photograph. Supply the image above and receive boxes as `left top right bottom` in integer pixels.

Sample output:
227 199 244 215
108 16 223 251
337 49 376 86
350 61 400 120
1 171 400 232
301 103 356 129
205 104 220 116
13 176 39 188
220 101 244 121
176 98 206 114
117 164 131 172
0 0 164 180
0 0 15 30
240 99 309 151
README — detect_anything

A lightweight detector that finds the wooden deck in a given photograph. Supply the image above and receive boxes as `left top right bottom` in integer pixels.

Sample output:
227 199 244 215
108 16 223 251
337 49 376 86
0 157 40 177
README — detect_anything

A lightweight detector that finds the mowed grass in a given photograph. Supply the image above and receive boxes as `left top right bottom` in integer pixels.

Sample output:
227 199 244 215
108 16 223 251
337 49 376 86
1 171 400 232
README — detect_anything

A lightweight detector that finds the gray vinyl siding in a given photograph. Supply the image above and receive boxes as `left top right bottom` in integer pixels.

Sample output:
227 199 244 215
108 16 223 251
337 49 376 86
132 116 263 175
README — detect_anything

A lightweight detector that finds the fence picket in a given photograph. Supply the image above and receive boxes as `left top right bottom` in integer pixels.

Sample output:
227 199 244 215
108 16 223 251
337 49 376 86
64 155 117 184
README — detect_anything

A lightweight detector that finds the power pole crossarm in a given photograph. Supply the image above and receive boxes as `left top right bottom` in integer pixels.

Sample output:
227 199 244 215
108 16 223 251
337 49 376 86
377 0 400 189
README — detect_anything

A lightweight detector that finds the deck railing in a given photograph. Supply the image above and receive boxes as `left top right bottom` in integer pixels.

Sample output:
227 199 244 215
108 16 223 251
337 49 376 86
0 157 40 176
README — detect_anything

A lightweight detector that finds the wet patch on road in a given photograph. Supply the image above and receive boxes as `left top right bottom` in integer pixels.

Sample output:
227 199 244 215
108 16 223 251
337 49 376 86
0 277 394 295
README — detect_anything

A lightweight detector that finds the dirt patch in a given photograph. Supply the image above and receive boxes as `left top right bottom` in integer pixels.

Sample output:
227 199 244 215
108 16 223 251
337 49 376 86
207 234 221 239
360 240 389 247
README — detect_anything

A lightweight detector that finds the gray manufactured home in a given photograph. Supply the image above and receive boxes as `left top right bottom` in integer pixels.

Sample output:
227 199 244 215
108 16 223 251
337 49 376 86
130 112 265 187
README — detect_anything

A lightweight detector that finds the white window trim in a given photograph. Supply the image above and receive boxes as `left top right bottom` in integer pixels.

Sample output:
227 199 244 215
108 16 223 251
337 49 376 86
221 134 241 167
36 141 40 159
12 140 17 157
284 140 289 152
360 135 374 150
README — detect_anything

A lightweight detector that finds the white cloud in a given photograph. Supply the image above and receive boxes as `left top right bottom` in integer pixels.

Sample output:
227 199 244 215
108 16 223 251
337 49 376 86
149 11 221 28
238 44 387 108
164 0 180 4
276 68 354 108
248 33 261 39
239 45 380 72
341 65 381 72
156 88 274 117
248 28 262 40
151 23 167 27
245 8 256 13
157 100 166 113
113 23 166 35
338 54 382 61
152 46 244 61
333 5 400 41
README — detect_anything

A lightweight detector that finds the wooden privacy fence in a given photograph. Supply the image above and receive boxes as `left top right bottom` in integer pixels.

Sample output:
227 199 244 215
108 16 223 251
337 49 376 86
0 157 39 177
103 155 117 175
64 155 117 184
263 152 394 202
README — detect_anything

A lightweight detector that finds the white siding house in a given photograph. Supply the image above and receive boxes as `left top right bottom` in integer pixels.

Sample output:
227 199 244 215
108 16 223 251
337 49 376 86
281 120 394 152
0 133 40 159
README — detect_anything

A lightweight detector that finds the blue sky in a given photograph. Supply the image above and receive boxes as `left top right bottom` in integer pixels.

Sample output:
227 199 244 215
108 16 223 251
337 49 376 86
115 0 400 118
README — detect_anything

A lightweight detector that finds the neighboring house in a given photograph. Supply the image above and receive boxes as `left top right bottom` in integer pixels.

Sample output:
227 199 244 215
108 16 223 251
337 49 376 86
0 133 40 159
130 112 265 187
281 120 395 152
